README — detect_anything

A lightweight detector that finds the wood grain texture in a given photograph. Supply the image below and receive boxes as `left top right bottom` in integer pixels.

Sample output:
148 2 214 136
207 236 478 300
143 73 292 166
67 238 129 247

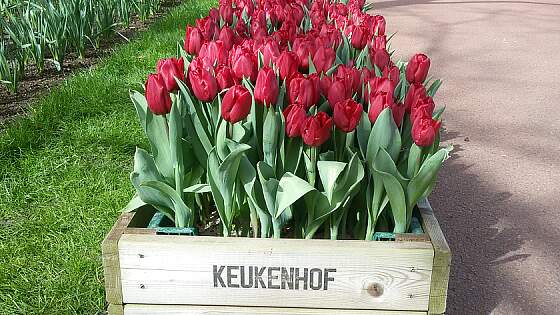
108 303 124 315
418 198 451 315
124 304 428 315
102 212 135 305
118 234 434 311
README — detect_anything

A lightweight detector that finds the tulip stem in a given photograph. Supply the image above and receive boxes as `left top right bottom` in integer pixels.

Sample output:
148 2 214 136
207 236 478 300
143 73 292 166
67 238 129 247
334 129 346 161
306 146 317 187
163 114 170 139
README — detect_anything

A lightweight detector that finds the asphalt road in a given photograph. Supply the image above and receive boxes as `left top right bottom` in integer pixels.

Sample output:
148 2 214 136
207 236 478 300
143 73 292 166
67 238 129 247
371 0 560 313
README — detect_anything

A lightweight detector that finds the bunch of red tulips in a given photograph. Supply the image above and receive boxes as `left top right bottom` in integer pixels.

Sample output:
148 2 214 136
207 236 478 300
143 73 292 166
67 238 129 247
127 0 452 240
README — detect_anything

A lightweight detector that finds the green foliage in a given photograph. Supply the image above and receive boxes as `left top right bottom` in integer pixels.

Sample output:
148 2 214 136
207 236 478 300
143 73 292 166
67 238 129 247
0 0 165 92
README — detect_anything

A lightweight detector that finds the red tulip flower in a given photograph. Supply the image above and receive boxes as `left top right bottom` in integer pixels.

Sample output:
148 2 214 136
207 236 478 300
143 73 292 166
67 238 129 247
184 26 203 55
410 93 435 123
369 48 390 71
215 65 235 90
328 78 352 108
254 66 279 107
218 27 236 50
406 53 430 84
156 57 184 92
404 83 427 112
219 3 234 25
145 73 172 115
221 85 252 123
412 116 441 147
188 58 218 102
283 104 307 137
230 46 257 82
301 112 332 147
350 24 370 50
199 41 228 67
333 99 363 132
275 51 299 82
292 36 316 70
289 76 319 109
312 46 336 74
368 91 395 124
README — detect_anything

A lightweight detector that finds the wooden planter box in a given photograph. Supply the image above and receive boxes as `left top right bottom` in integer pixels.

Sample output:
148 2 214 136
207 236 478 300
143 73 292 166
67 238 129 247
102 199 450 315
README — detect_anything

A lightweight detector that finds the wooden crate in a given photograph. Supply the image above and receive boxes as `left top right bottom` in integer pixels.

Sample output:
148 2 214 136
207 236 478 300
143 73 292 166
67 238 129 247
102 199 450 315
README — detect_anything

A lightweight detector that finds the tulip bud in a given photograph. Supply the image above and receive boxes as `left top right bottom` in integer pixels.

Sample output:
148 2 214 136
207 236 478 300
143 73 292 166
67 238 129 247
292 36 316 70
301 112 332 147
406 53 430 84
327 78 351 108
373 15 386 36
221 85 252 123
412 116 440 147
261 40 280 68
333 99 363 132
283 104 307 137
196 16 219 41
156 58 185 93
404 83 427 112
254 66 279 107
188 58 218 102
218 27 236 50
369 48 390 71
275 51 300 81
410 94 435 123
219 2 234 25
145 74 172 115
312 46 336 74
350 25 369 50
230 46 258 82
289 76 319 109
199 41 228 67
368 91 395 124
215 65 235 90
184 26 203 55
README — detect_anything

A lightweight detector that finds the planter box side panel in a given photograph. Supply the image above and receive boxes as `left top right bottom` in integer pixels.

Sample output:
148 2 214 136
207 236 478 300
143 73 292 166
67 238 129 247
418 199 451 315
118 234 434 311
124 304 428 315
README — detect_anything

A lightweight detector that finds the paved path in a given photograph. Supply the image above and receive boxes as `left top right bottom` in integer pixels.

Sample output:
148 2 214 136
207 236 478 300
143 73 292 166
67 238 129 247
371 0 560 313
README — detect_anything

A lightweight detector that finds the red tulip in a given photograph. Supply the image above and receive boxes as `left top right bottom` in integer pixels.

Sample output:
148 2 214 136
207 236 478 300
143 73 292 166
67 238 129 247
218 27 235 50
350 24 370 50
333 99 363 132
215 65 235 90
372 35 387 50
261 40 280 68
301 112 332 147
406 53 430 84
184 26 203 55
293 36 316 70
196 16 219 41
404 83 427 112
373 15 386 36
199 41 228 67
283 104 307 137
254 66 279 107
319 75 333 97
188 58 218 102
221 85 252 123
275 51 299 82
145 74 171 115
370 48 390 71
383 65 401 86
368 91 395 124
289 76 319 109
156 57 184 92
410 93 435 123
230 46 257 82
369 76 396 96
312 46 336 74
327 78 352 108
412 116 441 147
219 3 234 25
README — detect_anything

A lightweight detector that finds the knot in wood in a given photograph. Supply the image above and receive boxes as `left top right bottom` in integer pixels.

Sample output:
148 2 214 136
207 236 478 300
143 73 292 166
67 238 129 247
367 282 383 297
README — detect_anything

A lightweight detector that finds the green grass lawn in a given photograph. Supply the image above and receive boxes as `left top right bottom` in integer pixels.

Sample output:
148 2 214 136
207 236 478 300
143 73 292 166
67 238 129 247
0 1 215 313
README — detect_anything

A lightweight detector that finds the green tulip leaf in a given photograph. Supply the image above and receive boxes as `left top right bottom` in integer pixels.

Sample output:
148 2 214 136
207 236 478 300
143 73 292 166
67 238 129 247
122 193 147 213
139 180 193 228
263 106 279 170
183 184 211 193
366 107 402 167
357 112 372 159
317 161 347 202
378 172 407 233
275 172 315 219
407 146 451 210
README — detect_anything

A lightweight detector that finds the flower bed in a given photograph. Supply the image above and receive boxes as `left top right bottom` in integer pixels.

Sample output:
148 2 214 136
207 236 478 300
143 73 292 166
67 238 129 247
103 0 453 313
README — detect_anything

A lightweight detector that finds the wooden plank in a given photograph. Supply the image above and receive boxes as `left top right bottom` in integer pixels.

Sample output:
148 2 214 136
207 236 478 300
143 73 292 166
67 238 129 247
118 234 434 311
124 304 428 315
102 212 136 305
108 303 124 315
417 199 451 315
